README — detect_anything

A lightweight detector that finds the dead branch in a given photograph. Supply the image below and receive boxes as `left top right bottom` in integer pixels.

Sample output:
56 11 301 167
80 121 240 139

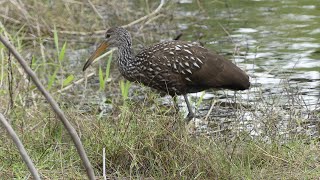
56 0 165 35
0 35 95 180
57 72 95 93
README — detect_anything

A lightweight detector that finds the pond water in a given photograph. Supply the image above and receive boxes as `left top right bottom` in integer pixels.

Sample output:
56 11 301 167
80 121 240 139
175 0 319 109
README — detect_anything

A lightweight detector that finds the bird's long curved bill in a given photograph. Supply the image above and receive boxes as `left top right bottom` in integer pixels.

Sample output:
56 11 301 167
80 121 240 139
83 41 109 71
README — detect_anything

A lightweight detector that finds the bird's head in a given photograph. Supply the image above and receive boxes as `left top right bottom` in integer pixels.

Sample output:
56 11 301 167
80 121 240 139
83 27 131 71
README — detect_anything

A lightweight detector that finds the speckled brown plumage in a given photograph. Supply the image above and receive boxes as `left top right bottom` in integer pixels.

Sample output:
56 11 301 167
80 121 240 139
83 27 250 120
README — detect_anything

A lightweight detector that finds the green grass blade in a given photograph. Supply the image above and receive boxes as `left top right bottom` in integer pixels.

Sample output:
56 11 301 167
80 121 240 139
48 69 58 90
120 80 126 101
196 91 206 108
120 80 131 102
58 42 67 62
120 80 124 97
105 52 113 80
53 25 59 55
99 65 105 91
31 55 36 70
63 74 74 87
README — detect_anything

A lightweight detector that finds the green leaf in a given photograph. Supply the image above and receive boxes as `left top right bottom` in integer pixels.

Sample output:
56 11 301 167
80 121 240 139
53 25 59 55
99 65 105 91
62 74 74 87
48 69 58 90
196 91 206 108
58 42 67 62
120 80 131 103
31 56 36 69
105 52 113 80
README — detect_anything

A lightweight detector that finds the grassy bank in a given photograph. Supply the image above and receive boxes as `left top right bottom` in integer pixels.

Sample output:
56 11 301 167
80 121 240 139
0 0 319 179
0 100 319 179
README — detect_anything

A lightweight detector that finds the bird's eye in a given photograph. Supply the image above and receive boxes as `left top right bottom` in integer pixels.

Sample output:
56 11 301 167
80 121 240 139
106 34 111 38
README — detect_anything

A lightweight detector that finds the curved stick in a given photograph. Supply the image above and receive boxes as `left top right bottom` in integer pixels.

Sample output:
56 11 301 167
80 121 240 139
57 72 95 93
0 113 41 180
57 0 166 35
0 35 95 179
123 0 165 28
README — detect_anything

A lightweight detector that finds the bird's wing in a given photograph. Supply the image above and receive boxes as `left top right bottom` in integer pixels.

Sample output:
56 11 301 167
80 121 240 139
135 40 249 94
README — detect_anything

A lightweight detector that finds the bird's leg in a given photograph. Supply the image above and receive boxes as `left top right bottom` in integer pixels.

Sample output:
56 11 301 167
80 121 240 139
183 94 195 121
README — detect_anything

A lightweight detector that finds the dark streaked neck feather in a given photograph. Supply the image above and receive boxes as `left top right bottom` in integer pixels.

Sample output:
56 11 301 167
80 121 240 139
117 44 135 76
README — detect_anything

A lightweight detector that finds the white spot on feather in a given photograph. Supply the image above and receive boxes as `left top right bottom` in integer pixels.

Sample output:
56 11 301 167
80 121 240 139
183 49 193 54
173 63 177 70
197 58 204 64
193 62 200 68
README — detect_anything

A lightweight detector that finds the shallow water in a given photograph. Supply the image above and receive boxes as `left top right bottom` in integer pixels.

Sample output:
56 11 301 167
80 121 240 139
162 0 320 138
176 0 319 108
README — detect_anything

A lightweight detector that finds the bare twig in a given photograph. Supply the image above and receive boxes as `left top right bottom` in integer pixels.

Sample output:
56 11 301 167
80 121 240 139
8 0 33 20
205 100 217 121
56 0 166 35
57 72 95 93
0 113 41 180
138 14 166 31
122 0 165 28
0 14 21 24
87 0 104 21
254 143 289 163
0 35 95 179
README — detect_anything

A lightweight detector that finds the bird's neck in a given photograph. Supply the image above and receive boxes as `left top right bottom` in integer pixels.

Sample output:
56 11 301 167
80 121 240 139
118 44 134 60
117 45 136 77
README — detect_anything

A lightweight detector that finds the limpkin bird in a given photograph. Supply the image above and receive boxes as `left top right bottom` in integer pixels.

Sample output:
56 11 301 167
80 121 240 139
83 27 250 120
